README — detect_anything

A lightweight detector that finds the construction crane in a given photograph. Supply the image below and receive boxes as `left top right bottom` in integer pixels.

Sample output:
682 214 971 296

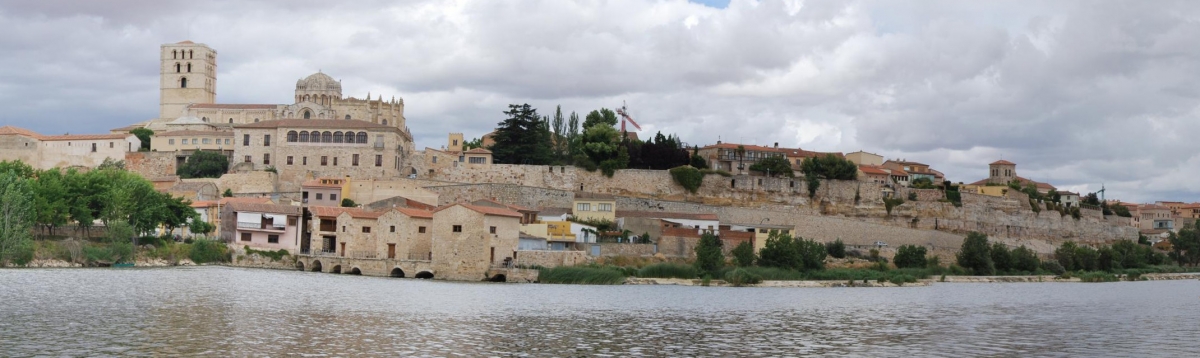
616 101 642 133
1097 184 1106 203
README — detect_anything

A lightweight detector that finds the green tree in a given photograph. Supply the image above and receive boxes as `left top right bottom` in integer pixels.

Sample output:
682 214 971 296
0 160 34 178
826 239 846 258
566 111 580 163
911 177 935 189
583 108 618 129
223 188 233 197
894 245 928 268
177 150 229 179
731 240 756 267
1168 220 1200 266
749 156 794 177
97 158 125 170
1055 241 1079 271
575 124 626 176
1074 245 1099 271
689 146 709 169
1010 246 1041 273
491 104 553 165
990 242 1012 273
189 220 215 236
550 105 568 162
800 154 858 197
956 232 994 275
1111 203 1132 217
33 169 70 236
694 232 724 276
0 172 35 266
341 198 357 207
463 137 484 150
757 231 825 271
668 165 704 194
130 127 154 151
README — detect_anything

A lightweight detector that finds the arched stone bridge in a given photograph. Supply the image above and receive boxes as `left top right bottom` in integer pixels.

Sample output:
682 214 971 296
294 255 435 279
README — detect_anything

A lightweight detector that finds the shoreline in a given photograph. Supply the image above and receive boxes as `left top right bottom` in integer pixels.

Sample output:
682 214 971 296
11 260 1200 287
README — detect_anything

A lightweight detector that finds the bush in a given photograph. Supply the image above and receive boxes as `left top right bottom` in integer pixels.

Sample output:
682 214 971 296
724 268 763 286
907 191 918 201
826 239 846 259
956 232 994 275
889 274 917 286
694 233 724 275
245 246 289 261
1010 246 1041 273
637 263 698 279
1078 271 1118 283
539 266 626 285
991 243 1012 273
758 231 826 271
669 166 704 194
893 245 928 268
730 241 756 267
741 266 807 280
883 197 905 216
1040 260 1066 276
340 198 357 207
189 239 228 264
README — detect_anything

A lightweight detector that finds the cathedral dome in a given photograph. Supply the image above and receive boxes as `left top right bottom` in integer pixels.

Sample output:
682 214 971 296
297 71 341 91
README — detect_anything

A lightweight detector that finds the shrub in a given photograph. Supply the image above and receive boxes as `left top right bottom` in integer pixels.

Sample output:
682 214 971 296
826 239 846 259
724 268 763 286
956 232 994 275
538 266 626 285
730 241 756 267
189 239 228 264
340 198 357 207
889 274 917 286
694 233 724 275
637 263 698 279
758 231 826 271
991 243 1012 273
1078 271 1118 283
1010 246 1041 273
244 246 289 261
1040 260 1066 276
907 191 918 201
893 245 928 268
669 166 704 194
884 197 905 216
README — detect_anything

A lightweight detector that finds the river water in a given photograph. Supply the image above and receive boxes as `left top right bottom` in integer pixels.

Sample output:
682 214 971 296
1 266 1197 357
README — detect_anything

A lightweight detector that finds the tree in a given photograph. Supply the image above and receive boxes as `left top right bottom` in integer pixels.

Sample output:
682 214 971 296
1168 220 1200 266
0 160 34 178
956 232 994 275
1082 192 1101 206
749 156 794 177
826 239 846 258
566 111 580 163
1112 203 1132 217
757 231 825 271
1074 245 1099 271
694 232 724 276
463 137 484 150
911 177 935 189
893 244 928 268
97 158 125 170
800 154 858 197
189 220 215 236
223 189 233 197
491 104 553 165
33 169 70 236
689 146 709 169
1055 241 1079 271
177 150 229 179
582 108 618 129
550 105 568 163
0 172 35 266
630 132 689 170
130 127 154 151
1010 246 1041 273
990 242 1012 273
340 198 357 207
575 124 626 176
731 240 756 267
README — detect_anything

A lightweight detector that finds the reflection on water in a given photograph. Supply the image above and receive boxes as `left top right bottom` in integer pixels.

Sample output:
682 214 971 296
1 266 1197 357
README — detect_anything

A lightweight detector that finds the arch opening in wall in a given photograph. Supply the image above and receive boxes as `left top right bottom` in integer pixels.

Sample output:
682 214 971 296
348 267 362 275
311 260 323 272
488 274 507 282
302 109 312 119
355 132 367 144
382 119 388 125
332 131 343 143
415 271 434 279
390 268 405 278
322 131 333 143
287 131 298 142
180 77 188 88
330 265 342 274
345 115 351 120
175 63 181 73
295 261 305 271
186 63 191 72
298 131 309 142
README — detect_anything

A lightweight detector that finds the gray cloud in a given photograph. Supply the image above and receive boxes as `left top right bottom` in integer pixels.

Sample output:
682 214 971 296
1 0 1198 202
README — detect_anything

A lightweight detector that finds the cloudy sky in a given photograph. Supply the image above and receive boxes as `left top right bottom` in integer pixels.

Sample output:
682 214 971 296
1 0 1198 202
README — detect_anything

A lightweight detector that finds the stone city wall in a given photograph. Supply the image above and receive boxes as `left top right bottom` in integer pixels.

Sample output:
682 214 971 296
515 250 591 268
126 151 177 179
203 171 278 195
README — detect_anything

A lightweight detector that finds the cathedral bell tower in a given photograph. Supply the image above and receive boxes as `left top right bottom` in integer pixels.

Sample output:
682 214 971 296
159 41 217 119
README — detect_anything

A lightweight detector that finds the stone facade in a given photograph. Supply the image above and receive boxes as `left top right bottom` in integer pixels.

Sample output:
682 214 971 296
125 151 178 179
159 41 217 119
514 250 590 268
430 204 521 281
0 126 140 170
231 119 414 191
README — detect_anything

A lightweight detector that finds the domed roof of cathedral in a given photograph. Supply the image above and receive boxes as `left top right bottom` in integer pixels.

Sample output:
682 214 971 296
297 71 341 91
169 115 207 124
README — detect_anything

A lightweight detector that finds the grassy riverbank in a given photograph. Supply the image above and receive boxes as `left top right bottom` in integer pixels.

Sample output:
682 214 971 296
22 237 230 267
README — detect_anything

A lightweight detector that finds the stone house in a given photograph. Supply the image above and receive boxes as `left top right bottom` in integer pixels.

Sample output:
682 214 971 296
573 192 616 222
222 202 303 252
431 203 521 281
616 211 720 241
150 130 234 154
423 133 493 177
231 118 415 188
0 125 141 170
1058 191 1080 208
166 181 219 202
724 223 796 254
858 165 891 185
307 206 434 260
967 159 1056 194
882 160 941 184
845 150 884 166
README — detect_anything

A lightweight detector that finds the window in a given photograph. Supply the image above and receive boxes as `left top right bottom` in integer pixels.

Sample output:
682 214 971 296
458 155 465 162
191 138 197 144
390 226 395 233
91 143 97 152
577 203 591 211
287 131 297 142
299 131 309 142
303 157 307 165
263 154 270 165
352 154 359 166
598 203 612 212
452 225 462 233
333 157 338 166
287 156 293 165
109 142 113 148
322 131 332 143
169 139 175 145
180 77 187 88
330 194 337 201
382 119 388 125
453 139 459 146
202 138 211 144
186 63 192 72
224 139 230 145
303 110 311 119
362 227 371 233
264 135 271 146
267 235 279 244
342 225 345 232
356 132 367 143
244 155 251 163
316 193 323 200
345 115 351 120
241 233 251 242
375 155 382 167
321 156 328 166
418 226 426 233
243 134 250 146
432 156 438 163
489 226 496 234
333 131 343 143
469 157 486 164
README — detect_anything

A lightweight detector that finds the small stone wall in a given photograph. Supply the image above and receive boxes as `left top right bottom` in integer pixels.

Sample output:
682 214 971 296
126 151 177 179
515 250 590 268
595 243 658 257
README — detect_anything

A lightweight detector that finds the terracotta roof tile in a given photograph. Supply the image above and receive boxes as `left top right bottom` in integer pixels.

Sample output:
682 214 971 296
859 165 890 175
465 148 492 154
394 207 433 219
40 134 131 141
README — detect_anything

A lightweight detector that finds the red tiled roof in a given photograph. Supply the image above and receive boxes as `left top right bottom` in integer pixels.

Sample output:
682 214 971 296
190 200 215 208
218 197 273 205
991 160 1016 165
226 202 301 215
308 206 386 219
616 210 719 221
782 148 844 159
701 143 784 153
394 207 433 219
155 130 234 137
859 165 889 176
471 199 535 213
465 148 492 154
41 134 131 141
189 104 277 110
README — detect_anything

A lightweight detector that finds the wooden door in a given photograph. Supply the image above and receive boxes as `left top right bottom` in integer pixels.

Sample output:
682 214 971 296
340 242 346 257
387 244 396 259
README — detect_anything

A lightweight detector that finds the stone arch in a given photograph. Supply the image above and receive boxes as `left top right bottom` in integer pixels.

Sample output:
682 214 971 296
295 261 305 271
180 77 188 88
287 131 298 142
333 131 343 143
355 132 367 144
302 109 312 119
345 114 351 120
348 267 362 275
298 131 309 142
330 265 342 274
415 271 434 279
311 260 323 272
322 131 333 143
488 274 507 282
390 267 405 278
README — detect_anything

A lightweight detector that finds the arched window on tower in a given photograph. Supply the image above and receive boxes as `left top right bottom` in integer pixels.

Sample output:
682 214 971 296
322 131 333 143
172 50 177 59
345 115 351 120
287 131 298 142
180 77 187 88
333 131 343 143
175 63 181 73
356 132 367 144
229 118 233 123
302 110 311 119
189 50 193 59
187 63 191 72
298 131 309 142
382 119 388 125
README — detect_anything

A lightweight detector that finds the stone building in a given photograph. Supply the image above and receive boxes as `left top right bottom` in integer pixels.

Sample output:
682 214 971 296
231 119 415 189
966 160 1056 194
430 203 521 281
0 125 141 170
697 141 842 175
423 133 493 177
845 150 884 166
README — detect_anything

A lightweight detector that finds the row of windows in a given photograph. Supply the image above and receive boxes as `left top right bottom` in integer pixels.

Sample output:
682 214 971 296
240 233 280 244
169 138 230 146
340 225 428 233
284 131 370 144
312 192 338 202
172 49 194 59
575 203 613 212
246 154 383 167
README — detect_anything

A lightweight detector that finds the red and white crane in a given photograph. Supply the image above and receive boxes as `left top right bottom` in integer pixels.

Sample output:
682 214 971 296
615 101 642 133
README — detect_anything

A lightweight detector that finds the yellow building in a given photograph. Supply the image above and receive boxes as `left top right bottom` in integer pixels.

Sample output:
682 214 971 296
962 185 1009 197
572 192 616 222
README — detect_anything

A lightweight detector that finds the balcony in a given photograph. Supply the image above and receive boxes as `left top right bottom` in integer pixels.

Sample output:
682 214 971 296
237 222 286 232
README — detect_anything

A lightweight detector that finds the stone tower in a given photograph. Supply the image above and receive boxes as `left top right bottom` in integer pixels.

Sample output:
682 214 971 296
160 41 217 119
988 160 1017 184
447 133 464 152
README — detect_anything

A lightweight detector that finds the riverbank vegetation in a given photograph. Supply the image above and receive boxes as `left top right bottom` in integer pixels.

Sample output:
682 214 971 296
26 235 230 266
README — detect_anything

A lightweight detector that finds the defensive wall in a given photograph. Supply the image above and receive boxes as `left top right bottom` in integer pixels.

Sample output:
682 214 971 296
125 151 177 179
